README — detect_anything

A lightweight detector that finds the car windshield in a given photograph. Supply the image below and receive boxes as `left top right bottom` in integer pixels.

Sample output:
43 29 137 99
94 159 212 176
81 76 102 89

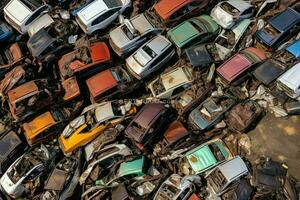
207 168 227 193
264 23 280 38
20 0 43 10
220 2 240 15
101 167 118 184
153 78 166 95
121 25 135 40
208 143 225 161
111 68 130 83
134 45 157 66
157 183 180 199
190 21 203 33
103 0 122 8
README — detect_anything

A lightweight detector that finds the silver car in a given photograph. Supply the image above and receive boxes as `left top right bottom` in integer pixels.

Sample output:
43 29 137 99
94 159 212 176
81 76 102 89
211 0 254 29
109 13 163 56
126 34 175 79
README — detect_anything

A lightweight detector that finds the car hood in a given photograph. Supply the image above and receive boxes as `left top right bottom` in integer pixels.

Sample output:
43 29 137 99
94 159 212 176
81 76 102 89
169 22 199 48
186 145 217 173
5 0 32 24
211 6 233 29
110 26 131 49
186 44 213 67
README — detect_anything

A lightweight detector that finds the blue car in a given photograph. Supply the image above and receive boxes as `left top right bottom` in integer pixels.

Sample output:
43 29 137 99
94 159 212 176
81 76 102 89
0 21 13 42
256 7 300 51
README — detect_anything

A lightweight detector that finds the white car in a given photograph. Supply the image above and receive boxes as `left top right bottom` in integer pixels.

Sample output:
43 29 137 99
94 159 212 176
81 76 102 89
4 0 51 34
277 63 300 98
148 67 194 99
210 0 254 29
76 0 131 34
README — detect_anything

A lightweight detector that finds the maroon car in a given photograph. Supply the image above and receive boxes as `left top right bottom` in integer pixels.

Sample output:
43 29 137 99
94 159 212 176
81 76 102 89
125 103 174 150
217 47 267 84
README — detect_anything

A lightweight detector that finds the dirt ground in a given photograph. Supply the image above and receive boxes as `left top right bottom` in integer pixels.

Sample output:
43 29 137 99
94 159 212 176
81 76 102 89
248 113 300 180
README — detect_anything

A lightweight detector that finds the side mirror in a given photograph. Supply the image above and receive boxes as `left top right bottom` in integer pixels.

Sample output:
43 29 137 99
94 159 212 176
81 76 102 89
119 15 125 24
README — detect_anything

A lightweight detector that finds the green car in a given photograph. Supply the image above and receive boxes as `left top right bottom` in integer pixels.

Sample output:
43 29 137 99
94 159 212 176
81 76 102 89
95 156 146 187
167 15 219 54
180 138 232 175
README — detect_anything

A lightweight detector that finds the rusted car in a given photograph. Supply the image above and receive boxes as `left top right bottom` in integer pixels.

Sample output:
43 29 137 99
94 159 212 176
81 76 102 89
86 66 141 103
217 47 266 84
152 0 209 27
125 103 174 150
7 79 53 122
58 41 111 80
154 121 190 156
0 66 26 99
22 110 68 146
225 101 263 132
0 131 26 175
188 94 235 131
0 42 26 78
41 150 83 200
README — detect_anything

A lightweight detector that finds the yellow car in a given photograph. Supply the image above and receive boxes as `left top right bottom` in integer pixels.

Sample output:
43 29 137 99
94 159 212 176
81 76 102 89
59 100 136 154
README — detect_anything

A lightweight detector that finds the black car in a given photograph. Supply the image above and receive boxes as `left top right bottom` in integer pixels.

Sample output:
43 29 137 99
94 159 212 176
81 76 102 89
255 7 300 51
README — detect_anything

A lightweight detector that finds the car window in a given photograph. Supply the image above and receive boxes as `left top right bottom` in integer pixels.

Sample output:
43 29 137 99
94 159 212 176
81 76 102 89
25 6 47 26
150 46 173 67
189 1 202 7
99 154 123 168
103 0 122 8
169 5 189 20
92 8 121 26
171 86 185 96
242 8 253 15
178 188 192 199
20 0 43 10
220 2 240 15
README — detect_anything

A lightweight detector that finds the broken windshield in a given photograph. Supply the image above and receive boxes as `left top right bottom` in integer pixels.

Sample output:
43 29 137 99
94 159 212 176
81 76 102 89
220 2 240 15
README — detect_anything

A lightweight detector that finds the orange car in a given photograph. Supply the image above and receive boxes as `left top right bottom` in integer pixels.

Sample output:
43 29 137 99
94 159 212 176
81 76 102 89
59 100 137 155
58 41 111 80
23 110 68 146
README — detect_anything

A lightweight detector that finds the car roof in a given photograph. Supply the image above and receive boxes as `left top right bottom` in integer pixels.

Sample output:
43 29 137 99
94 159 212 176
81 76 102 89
161 67 191 90
278 62 300 89
217 156 248 181
77 0 109 23
23 112 56 140
269 7 300 32
8 80 39 103
0 131 22 161
286 39 300 58
133 103 166 128
86 69 118 98
131 13 154 34
147 35 171 54
154 0 191 20
225 0 253 12
27 28 55 57
95 102 115 123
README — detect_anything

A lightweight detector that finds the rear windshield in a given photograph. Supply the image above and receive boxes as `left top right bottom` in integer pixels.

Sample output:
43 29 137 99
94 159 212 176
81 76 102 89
20 0 43 10
264 23 280 38
103 0 122 8
220 2 240 15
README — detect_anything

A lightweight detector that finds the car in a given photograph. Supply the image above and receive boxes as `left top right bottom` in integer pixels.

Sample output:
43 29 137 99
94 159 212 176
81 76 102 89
41 150 84 200
277 63 300 98
125 103 174 150
255 7 300 51
22 110 68 146
179 138 233 175
7 79 53 122
152 0 209 27
58 41 111 80
205 156 249 200
0 145 60 198
167 15 219 54
59 100 137 154
0 131 26 175
221 179 254 200
27 28 71 66
188 95 235 131
0 21 14 42
79 144 133 185
253 39 300 85
0 42 26 78
76 0 131 34
0 66 26 98
154 121 190 156
4 0 51 34
216 47 266 84
148 67 194 99
210 0 254 29
126 35 175 80
109 13 163 57
86 66 140 102
154 174 199 200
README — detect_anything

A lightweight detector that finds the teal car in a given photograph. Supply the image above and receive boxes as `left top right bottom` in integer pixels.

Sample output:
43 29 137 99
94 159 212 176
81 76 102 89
180 139 232 175
167 15 219 54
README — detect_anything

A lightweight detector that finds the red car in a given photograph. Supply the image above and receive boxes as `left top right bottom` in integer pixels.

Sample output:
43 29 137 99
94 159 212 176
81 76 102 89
153 0 209 27
217 47 266 84
86 66 139 103
58 41 111 80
